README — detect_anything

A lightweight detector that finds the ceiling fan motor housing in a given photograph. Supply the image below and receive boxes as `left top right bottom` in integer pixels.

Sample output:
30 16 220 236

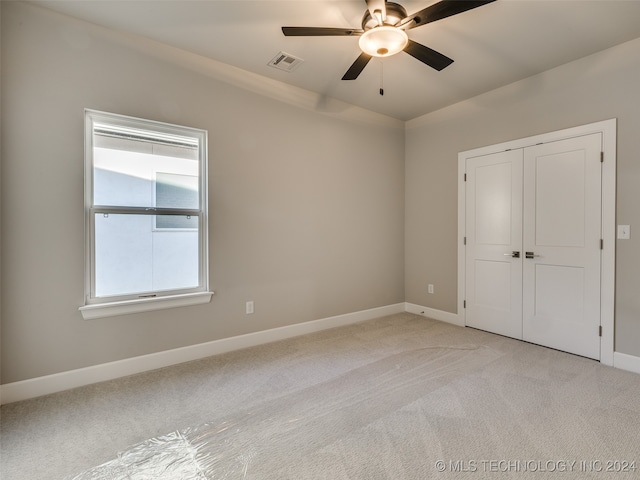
361 2 408 30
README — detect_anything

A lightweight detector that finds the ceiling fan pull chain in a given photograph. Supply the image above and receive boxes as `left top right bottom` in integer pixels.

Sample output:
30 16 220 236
379 60 384 96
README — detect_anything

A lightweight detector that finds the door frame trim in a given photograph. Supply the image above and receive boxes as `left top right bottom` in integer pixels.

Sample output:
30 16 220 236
457 119 616 365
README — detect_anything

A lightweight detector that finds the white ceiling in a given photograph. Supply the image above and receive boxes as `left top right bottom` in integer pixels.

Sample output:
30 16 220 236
29 0 640 121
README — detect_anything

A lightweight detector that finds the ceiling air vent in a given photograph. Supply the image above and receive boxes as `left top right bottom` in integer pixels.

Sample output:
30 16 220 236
268 52 303 72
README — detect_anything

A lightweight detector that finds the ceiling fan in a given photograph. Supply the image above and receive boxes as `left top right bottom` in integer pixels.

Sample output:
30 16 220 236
282 0 496 80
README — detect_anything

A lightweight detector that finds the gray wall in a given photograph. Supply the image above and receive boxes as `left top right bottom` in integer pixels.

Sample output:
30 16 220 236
405 36 640 357
0 2 405 383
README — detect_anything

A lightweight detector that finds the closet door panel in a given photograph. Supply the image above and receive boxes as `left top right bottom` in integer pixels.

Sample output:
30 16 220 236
522 134 602 359
465 150 523 339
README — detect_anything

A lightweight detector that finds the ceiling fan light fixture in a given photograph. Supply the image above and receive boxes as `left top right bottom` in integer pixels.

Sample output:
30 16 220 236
358 26 408 57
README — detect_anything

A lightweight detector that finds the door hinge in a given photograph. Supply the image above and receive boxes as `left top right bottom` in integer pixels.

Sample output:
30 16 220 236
600 239 604 250
599 325 603 337
464 173 467 181
601 152 604 163
463 300 466 308
464 236 467 245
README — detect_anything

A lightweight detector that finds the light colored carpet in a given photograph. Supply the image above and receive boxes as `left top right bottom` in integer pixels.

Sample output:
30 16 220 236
2 313 640 479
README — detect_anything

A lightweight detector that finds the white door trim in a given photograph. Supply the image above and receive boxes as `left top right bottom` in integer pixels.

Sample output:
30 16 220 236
458 119 616 365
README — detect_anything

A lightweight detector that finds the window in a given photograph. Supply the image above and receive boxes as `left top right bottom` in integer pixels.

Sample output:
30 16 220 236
80 110 212 319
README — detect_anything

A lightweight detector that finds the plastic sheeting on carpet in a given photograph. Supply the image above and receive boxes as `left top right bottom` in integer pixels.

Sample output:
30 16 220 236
66 345 500 480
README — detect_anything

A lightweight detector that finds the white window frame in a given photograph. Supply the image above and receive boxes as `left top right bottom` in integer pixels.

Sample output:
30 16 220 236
80 109 212 320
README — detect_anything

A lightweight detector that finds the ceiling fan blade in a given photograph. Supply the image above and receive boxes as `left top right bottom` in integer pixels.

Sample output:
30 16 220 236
365 0 387 24
342 53 373 80
404 40 453 71
401 0 496 30
282 27 363 36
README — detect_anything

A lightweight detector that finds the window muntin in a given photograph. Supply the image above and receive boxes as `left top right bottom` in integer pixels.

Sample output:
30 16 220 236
84 110 208 305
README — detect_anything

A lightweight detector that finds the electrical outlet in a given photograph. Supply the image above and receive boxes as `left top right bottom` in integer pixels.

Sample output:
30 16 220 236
245 301 254 314
428 284 434 294
618 225 630 239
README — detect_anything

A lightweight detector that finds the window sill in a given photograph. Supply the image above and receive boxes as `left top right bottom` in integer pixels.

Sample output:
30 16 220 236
79 291 214 320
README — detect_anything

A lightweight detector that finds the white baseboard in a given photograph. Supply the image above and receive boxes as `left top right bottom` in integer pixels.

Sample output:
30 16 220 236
613 352 640 375
9 302 632 405
0 303 405 405
404 302 463 326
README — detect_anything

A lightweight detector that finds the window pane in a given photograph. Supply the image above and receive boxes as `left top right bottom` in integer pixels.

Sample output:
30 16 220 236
95 213 199 297
93 137 199 208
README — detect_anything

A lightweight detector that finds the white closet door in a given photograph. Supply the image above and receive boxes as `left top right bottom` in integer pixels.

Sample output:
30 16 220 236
522 134 602 359
465 149 523 339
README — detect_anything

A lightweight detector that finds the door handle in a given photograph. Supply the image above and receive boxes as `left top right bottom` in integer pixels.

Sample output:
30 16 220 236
504 251 520 258
525 252 540 259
